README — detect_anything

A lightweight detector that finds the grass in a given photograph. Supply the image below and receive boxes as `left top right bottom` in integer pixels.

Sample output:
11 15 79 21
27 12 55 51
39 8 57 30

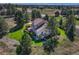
32 41 43 46
7 23 43 46
76 20 79 25
7 29 24 41
7 23 30 41
58 28 66 38
55 16 63 23
0 42 6 46
57 28 68 46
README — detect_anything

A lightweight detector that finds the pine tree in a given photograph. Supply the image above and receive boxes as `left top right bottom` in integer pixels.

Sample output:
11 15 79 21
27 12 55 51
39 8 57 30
48 16 58 36
43 37 58 54
59 18 63 29
43 16 58 54
36 11 41 18
16 31 32 55
32 10 41 20
65 9 75 42
15 10 24 28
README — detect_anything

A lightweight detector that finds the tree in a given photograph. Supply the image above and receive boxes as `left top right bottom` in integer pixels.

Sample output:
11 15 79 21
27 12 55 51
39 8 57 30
61 8 72 16
32 10 41 20
6 4 16 15
15 10 22 22
59 18 63 29
22 7 27 14
32 10 36 20
55 11 60 17
0 17 8 38
22 12 29 23
15 10 24 26
43 16 59 54
36 11 41 18
43 37 58 54
43 14 49 21
48 16 59 36
61 9 67 16
16 30 32 55
65 9 75 42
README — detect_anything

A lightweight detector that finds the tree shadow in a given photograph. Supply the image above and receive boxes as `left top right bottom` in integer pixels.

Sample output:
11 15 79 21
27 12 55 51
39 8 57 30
9 24 23 33
31 36 43 43
0 32 7 39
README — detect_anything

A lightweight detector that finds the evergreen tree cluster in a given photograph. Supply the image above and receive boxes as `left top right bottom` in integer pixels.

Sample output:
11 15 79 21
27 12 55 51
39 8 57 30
32 10 41 20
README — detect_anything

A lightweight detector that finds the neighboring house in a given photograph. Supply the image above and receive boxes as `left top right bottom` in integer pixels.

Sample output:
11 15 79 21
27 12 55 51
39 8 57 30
0 8 7 15
31 18 51 40
41 14 46 18
16 8 22 12
75 15 79 19
27 8 32 13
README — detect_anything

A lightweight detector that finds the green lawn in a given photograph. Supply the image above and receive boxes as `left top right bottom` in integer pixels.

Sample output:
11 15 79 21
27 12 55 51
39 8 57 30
58 28 67 38
57 28 68 45
7 24 26 41
76 20 79 25
7 29 24 41
7 24 43 46
32 41 43 46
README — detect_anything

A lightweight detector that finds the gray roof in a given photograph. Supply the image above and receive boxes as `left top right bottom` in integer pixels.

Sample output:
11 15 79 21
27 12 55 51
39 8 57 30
32 18 51 38
32 18 47 26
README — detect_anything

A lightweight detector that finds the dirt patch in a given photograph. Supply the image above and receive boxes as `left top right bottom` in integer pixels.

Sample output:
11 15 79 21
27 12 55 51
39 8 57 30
0 37 20 55
49 37 79 55
5 17 16 29
31 46 46 55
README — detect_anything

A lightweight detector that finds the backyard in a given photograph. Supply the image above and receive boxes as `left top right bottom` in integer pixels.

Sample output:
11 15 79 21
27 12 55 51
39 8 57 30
0 4 79 55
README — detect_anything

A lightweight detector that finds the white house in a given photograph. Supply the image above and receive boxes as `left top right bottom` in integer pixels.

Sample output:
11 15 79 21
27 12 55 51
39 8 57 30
31 18 51 39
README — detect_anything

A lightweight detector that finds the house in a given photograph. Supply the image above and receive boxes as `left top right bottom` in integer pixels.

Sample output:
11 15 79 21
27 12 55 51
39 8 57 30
0 8 7 15
27 8 32 13
31 18 51 40
41 14 46 18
